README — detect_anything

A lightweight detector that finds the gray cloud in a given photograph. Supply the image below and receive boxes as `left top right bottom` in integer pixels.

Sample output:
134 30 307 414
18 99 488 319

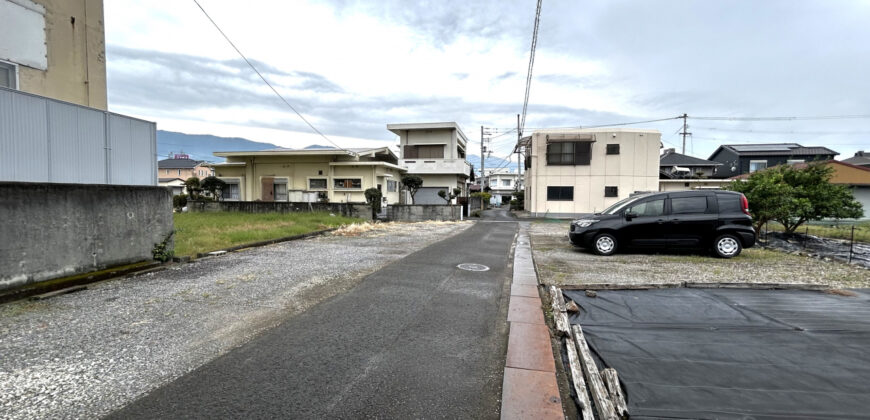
494 71 517 81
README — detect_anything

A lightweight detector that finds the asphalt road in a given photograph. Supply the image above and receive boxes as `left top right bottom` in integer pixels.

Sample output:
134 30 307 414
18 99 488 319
108 217 518 419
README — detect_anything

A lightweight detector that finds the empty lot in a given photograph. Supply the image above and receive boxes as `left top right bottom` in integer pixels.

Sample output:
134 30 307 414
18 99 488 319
529 221 870 288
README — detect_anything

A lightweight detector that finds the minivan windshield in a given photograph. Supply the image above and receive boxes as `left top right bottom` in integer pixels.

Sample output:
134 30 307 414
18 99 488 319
600 196 643 215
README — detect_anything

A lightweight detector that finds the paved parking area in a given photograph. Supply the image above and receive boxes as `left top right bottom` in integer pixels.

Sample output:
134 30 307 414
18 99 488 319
529 221 870 288
0 222 471 420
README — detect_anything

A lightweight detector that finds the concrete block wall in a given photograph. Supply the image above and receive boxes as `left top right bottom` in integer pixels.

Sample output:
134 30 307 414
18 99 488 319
186 201 372 221
386 205 462 222
0 182 174 292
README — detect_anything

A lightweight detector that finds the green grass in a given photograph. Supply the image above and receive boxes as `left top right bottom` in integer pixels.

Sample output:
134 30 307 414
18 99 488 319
173 212 361 257
764 221 870 242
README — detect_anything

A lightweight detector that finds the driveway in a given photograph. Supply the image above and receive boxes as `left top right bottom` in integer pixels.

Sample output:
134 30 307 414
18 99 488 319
108 218 518 419
0 222 474 419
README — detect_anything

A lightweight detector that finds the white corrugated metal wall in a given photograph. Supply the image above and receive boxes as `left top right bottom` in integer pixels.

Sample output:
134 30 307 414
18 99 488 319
0 87 156 185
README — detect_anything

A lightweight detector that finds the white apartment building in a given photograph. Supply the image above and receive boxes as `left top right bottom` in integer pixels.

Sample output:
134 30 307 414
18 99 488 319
387 122 472 204
484 168 523 206
523 128 661 217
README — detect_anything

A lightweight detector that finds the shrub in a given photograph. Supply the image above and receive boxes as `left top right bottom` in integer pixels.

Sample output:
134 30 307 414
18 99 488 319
173 194 188 210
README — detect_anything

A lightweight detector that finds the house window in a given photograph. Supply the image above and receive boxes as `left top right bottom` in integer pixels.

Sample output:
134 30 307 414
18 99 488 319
387 180 398 192
749 160 768 172
308 178 327 190
604 186 618 197
546 142 591 165
0 61 16 89
177 169 181 176
404 145 444 159
606 144 620 155
787 159 805 164
502 179 511 187
546 186 574 201
164 169 169 175
221 182 240 201
334 178 362 189
273 179 288 201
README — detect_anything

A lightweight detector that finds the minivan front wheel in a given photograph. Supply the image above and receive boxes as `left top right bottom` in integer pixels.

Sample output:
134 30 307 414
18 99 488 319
593 233 618 256
713 234 742 258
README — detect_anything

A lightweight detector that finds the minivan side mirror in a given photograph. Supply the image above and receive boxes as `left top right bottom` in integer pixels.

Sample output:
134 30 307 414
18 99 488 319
625 212 638 221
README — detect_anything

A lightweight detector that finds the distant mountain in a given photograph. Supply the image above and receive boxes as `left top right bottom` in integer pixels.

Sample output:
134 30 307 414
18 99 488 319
304 144 333 149
467 154 519 175
157 130 280 162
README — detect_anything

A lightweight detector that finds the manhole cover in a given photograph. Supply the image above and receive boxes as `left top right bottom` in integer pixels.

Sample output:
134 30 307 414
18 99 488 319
457 263 490 272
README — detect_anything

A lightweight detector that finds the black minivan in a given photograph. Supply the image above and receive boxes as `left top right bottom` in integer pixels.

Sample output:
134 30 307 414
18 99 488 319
568 190 755 258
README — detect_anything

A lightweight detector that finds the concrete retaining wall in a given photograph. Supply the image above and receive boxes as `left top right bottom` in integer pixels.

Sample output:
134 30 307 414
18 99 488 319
0 182 174 291
387 205 462 222
187 200 372 221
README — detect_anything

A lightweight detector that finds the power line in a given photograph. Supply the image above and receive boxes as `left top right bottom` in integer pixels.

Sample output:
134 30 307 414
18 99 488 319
691 114 870 121
694 126 870 136
519 0 543 136
191 0 352 155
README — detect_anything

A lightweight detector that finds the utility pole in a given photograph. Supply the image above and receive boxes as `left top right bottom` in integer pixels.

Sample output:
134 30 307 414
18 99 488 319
680 113 691 154
516 114 522 190
480 125 486 187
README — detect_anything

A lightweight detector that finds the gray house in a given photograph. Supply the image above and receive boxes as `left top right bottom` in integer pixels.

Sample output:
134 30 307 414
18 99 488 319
842 151 870 168
707 143 838 179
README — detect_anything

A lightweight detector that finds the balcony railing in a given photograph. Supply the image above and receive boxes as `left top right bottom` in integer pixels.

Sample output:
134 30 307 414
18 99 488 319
400 158 472 176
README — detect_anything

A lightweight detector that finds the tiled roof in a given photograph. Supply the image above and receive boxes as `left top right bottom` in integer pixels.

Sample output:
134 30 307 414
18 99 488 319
842 154 870 167
717 144 838 157
660 151 722 167
158 158 204 169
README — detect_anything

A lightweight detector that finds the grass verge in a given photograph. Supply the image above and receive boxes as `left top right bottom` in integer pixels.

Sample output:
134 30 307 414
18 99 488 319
173 212 361 257
763 221 870 242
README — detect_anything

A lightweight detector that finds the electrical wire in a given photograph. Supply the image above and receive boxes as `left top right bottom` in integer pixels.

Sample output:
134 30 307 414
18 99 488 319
191 0 353 155
691 115 870 121
519 0 543 136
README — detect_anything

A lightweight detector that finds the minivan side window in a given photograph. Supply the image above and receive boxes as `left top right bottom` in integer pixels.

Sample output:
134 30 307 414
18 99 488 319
671 196 708 214
626 199 665 217
717 194 741 213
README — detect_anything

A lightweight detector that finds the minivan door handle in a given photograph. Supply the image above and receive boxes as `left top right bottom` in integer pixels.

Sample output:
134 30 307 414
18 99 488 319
656 219 666 224
670 218 680 224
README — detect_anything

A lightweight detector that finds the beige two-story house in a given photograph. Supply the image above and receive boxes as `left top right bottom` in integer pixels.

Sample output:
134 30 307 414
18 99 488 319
210 147 405 203
523 128 661 217
387 122 472 204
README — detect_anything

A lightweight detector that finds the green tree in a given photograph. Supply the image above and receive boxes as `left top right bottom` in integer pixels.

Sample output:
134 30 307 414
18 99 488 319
184 177 201 200
401 174 424 204
437 187 462 203
201 176 227 201
730 163 862 236
471 192 492 211
364 187 383 218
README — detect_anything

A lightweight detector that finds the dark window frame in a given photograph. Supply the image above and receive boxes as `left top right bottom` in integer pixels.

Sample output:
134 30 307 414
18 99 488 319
606 144 620 155
546 186 574 201
546 141 592 166
604 186 618 197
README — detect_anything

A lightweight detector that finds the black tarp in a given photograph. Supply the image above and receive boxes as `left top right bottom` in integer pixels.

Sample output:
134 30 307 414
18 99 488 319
563 288 870 419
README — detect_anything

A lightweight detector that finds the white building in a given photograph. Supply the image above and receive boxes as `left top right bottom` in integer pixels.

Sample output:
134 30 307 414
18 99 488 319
484 168 523 206
522 128 661 217
387 122 472 204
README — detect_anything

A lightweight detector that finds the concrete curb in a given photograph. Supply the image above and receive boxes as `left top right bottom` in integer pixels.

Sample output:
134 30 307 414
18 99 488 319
500 224 564 420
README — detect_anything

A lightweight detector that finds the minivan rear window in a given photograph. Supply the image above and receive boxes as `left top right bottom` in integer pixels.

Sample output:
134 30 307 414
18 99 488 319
717 194 742 213
671 196 708 214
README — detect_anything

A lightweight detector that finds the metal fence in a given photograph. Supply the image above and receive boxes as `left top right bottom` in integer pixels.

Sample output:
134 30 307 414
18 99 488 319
761 221 870 267
0 86 157 186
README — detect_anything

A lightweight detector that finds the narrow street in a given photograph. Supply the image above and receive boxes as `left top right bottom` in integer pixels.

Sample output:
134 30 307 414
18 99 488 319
108 216 518 418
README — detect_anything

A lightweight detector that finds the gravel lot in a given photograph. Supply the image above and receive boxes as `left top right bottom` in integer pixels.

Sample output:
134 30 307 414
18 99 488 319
0 221 471 420
529 221 870 288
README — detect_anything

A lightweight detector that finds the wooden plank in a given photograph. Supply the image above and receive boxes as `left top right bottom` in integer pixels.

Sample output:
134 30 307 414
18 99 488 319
565 329 595 420
602 368 629 418
685 282 828 291
549 286 570 336
572 325 618 420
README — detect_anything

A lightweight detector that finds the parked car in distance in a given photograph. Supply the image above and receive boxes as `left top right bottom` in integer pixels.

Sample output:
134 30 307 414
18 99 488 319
569 190 755 258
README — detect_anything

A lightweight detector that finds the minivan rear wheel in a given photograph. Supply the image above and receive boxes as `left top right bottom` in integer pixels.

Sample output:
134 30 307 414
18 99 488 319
713 234 742 258
593 233 618 256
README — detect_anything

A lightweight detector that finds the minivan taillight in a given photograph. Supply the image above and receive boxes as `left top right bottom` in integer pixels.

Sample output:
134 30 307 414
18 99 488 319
740 194 750 216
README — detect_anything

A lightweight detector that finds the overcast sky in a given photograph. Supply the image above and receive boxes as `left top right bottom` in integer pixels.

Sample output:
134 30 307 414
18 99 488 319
105 0 870 160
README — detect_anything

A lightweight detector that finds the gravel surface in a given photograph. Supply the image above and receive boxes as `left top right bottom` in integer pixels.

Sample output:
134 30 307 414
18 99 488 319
0 221 471 420
529 221 870 288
